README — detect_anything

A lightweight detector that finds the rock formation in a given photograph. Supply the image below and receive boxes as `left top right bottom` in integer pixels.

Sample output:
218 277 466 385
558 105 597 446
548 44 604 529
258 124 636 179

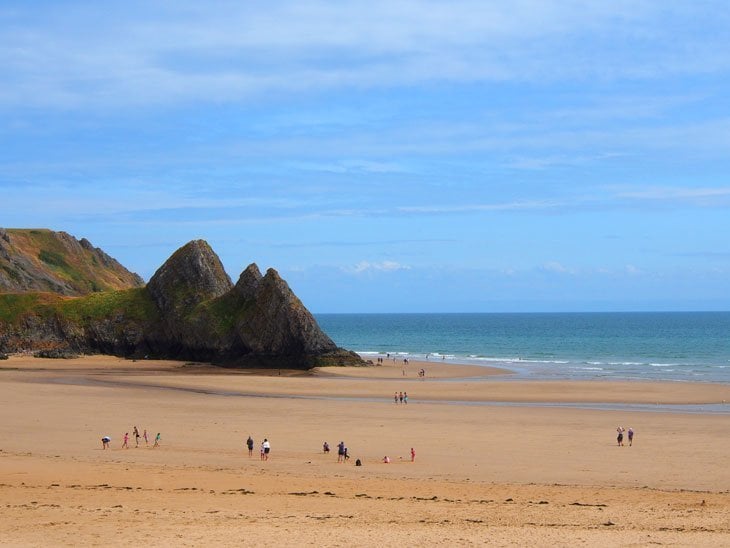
0 238 362 369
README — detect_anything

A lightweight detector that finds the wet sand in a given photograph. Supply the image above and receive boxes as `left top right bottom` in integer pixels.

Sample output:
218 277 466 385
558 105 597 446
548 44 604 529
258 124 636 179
1 355 729 546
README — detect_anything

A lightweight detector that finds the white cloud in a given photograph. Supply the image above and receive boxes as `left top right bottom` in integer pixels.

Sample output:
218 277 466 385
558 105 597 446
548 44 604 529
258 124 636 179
345 260 411 274
541 261 575 275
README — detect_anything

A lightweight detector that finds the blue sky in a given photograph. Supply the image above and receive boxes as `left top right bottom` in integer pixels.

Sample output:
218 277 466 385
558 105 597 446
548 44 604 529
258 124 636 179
1 1 729 312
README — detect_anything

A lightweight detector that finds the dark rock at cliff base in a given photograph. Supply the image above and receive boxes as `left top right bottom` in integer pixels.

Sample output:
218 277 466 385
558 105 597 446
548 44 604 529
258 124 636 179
0 239 363 369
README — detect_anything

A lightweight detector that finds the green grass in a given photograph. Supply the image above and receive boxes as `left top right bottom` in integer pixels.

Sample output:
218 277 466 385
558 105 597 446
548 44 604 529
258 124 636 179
0 288 159 326
61 288 158 323
0 293 64 322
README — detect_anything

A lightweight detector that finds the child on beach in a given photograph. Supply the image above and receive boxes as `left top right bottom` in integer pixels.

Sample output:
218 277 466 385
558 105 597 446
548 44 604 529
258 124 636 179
143 429 148 446
122 432 129 449
627 427 634 446
323 441 330 454
411 447 416 462
616 426 625 446
153 433 161 447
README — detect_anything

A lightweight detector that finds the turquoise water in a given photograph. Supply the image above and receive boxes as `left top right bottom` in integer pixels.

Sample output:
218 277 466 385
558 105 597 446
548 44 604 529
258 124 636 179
316 312 730 382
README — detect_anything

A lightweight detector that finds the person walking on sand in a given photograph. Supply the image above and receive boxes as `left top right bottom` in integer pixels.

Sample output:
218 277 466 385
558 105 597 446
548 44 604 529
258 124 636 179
153 433 161 447
247 435 254 457
133 426 140 447
394 392 398 404
411 447 416 462
101 436 111 450
616 426 625 446
122 432 129 449
627 427 634 446
399 391 403 404
262 438 271 460
404 392 408 404
143 429 149 446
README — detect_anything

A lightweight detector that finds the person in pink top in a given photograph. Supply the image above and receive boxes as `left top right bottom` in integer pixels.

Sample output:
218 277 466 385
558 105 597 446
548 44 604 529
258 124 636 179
122 432 129 449
410 447 416 462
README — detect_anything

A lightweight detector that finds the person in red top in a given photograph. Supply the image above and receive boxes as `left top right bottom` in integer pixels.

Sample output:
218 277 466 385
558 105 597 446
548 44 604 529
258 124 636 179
410 447 416 462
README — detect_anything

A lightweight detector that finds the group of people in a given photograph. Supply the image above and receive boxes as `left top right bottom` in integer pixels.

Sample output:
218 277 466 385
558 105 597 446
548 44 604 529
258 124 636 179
382 448 416 464
245 436 271 460
102 426 160 449
616 426 635 446
394 391 409 404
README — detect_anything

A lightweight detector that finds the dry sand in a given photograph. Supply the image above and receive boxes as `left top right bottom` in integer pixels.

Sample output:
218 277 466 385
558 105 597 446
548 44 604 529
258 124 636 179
1 354 729 546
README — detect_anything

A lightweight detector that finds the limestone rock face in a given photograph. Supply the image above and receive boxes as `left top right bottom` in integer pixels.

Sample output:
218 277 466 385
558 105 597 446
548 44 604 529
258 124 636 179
207 265 351 366
147 239 233 317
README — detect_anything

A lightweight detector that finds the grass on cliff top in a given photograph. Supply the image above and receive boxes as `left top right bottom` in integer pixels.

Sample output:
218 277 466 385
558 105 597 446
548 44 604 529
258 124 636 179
0 287 158 324
61 287 158 322
0 293 66 322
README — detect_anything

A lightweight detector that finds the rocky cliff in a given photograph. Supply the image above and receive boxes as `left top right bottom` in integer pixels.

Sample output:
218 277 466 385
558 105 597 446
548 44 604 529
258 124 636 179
0 239 362 369
0 228 144 295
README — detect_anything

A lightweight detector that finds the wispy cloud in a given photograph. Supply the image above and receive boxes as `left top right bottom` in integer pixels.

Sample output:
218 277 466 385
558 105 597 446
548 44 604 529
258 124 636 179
344 260 411 274
2 2 729 109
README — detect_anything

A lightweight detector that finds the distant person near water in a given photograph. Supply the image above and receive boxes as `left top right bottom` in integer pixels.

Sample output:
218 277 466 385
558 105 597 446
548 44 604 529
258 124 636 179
616 426 625 446
247 435 254 457
411 447 416 462
262 438 271 460
627 427 634 446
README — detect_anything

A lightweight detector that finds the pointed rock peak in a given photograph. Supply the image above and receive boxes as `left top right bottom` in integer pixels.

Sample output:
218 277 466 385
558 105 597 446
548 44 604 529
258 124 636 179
147 240 233 314
234 263 263 300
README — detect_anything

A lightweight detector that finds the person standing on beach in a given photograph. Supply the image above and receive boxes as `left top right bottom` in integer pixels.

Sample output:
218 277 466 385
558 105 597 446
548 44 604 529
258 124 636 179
616 426 625 446
410 447 416 462
122 432 129 449
627 427 634 446
394 392 398 404
153 433 161 447
337 441 346 462
133 426 140 447
404 392 408 404
143 429 149 446
262 438 271 460
399 392 404 404
247 435 254 457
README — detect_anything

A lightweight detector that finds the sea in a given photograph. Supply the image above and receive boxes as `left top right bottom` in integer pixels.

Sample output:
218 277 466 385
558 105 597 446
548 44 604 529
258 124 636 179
316 312 730 384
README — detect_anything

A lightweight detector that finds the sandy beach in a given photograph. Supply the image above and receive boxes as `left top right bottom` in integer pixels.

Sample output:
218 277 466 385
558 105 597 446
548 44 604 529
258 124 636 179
1 355 729 546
